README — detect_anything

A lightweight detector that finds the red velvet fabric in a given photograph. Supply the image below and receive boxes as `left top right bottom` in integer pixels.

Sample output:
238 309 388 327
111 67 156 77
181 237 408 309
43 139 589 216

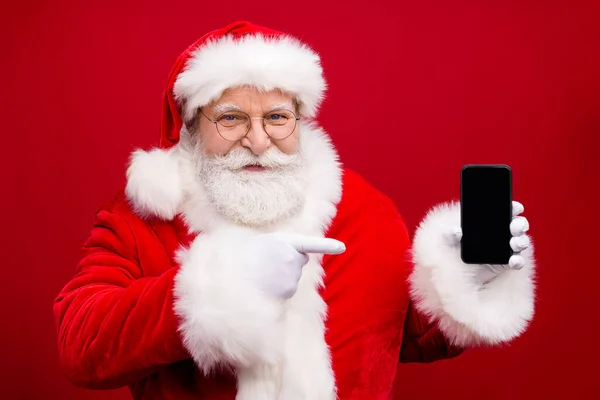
54 168 462 399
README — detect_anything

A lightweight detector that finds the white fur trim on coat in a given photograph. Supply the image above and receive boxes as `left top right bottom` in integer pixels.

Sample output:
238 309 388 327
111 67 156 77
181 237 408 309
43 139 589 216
124 122 342 399
173 34 326 120
173 228 284 373
409 202 536 347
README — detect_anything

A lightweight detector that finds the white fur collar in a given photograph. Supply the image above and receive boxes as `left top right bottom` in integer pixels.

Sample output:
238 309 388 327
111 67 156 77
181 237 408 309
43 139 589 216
124 122 343 399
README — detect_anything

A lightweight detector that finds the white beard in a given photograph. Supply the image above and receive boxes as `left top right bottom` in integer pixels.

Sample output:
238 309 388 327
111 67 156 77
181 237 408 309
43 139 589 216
192 138 307 228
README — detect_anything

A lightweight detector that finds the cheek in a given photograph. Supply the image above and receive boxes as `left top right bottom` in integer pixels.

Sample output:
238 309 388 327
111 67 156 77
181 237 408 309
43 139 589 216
200 127 238 156
274 131 300 154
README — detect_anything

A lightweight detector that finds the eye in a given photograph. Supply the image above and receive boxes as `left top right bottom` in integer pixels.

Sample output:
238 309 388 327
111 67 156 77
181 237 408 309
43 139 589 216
219 114 239 121
265 110 295 126
266 111 294 121
217 112 248 127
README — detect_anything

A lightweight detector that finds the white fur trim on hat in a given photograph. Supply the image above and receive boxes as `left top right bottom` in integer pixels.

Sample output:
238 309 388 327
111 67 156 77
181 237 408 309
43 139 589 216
409 202 536 347
173 34 326 120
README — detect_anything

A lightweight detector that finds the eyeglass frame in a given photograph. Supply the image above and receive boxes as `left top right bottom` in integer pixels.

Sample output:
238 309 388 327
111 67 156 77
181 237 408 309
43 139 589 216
198 107 301 142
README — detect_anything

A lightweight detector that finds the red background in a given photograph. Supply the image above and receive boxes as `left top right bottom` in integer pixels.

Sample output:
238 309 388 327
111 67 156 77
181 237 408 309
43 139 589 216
2 1 599 399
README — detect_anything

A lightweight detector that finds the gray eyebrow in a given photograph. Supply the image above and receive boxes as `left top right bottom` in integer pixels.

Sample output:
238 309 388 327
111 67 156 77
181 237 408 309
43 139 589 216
212 103 242 114
268 102 294 112
212 102 294 115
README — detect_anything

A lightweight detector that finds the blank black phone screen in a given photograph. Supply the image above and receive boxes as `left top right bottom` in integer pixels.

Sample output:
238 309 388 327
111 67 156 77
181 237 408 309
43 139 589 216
460 165 513 264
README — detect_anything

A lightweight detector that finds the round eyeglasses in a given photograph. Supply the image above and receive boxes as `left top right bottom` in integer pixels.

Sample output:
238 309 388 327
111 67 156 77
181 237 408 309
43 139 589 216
199 108 300 141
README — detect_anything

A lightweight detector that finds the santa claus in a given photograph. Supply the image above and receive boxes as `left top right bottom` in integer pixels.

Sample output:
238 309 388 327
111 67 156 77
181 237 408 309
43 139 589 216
54 21 535 400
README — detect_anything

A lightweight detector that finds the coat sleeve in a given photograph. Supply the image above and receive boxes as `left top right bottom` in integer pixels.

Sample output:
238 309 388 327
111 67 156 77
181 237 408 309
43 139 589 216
399 300 464 363
400 200 536 361
53 201 189 389
406 202 536 349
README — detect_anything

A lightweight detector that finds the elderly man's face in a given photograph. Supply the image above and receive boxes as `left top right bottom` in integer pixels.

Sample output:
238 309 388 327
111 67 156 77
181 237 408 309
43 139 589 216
189 86 306 228
198 86 299 158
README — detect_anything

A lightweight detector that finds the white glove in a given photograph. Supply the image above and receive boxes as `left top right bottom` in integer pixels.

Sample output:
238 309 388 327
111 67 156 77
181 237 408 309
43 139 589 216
446 201 531 284
242 232 346 300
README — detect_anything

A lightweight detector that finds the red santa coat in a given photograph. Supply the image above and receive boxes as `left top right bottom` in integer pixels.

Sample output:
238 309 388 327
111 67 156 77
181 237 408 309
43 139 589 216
54 124 535 399
54 168 461 400
54 20 536 400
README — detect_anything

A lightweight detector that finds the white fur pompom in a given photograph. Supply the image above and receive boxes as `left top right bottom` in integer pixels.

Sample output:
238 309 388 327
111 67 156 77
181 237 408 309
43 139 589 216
125 147 183 220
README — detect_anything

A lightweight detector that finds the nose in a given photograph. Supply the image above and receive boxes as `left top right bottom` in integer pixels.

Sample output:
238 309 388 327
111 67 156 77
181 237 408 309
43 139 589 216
240 119 271 156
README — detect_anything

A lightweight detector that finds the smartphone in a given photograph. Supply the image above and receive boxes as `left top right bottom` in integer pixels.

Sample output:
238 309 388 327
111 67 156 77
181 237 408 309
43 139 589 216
460 164 513 264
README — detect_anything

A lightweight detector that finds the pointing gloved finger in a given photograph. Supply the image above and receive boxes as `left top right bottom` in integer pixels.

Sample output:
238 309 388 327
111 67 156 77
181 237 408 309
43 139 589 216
293 237 346 255
275 233 346 255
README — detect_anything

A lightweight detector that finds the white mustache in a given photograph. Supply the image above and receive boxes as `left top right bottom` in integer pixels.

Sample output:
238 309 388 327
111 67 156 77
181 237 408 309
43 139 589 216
209 147 302 170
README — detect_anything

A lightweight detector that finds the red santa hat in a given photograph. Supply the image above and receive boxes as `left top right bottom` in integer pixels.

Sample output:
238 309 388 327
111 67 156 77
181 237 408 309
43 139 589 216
126 21 328 220
159 20 326 149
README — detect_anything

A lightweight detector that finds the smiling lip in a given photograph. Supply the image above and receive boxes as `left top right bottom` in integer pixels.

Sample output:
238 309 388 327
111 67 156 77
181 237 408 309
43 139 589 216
242 165 267 172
